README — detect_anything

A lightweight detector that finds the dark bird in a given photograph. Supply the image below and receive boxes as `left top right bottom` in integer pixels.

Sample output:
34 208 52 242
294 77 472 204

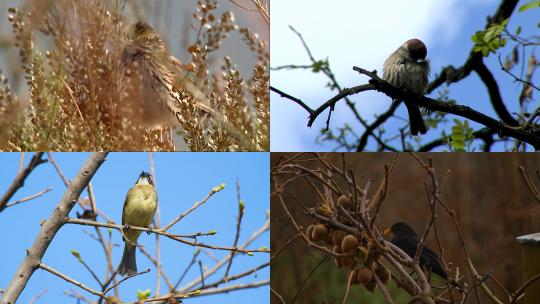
384 222 447 280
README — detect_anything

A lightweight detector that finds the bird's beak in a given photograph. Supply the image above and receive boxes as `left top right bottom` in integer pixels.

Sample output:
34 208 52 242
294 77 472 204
383 228 392 237
417 59 425 63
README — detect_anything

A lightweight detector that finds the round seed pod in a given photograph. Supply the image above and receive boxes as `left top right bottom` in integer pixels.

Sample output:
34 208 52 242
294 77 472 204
364 276 377 292
337 194 353 208
315 203 332 217
332 244 343 255
332 245 343 267
375 264 391 284
306 225 315 241
324 233 334 246
331 230 346 246
350 270 361 285
341 256 356 268
341 234 359 252
364 256 375 270
311 224 328 242
356 267 373 285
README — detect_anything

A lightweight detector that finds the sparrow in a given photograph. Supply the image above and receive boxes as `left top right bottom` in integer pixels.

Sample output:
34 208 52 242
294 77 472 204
383 39 430 135
120 21 211 130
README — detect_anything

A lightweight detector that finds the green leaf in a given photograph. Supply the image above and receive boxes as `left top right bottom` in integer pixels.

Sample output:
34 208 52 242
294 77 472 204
516 26 522 35
452 133 466 141
519 1 540 12
239 199 245 211
312 61 322 72
70 250 81 259
449 119 474 152
311 59 329 73
452 119 463 128
453 144 465 152
488 40 500 51
137 289 151 300
471 19 509 57
212 183 225 192
484 27 497 43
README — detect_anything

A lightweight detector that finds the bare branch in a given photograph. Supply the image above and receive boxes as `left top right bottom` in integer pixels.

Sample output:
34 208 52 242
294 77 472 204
1 152 108 304
0 152 47 212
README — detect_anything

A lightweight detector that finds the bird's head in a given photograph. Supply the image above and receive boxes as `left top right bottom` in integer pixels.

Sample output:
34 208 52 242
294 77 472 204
136 171 154 186
128 21 167 53
384 222 418 238
403 39 427 63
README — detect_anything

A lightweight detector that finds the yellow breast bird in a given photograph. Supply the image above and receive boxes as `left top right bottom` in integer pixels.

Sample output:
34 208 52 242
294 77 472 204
118 171 157 276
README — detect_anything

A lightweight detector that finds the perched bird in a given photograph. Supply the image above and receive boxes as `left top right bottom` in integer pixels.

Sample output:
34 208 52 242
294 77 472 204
118 171 158 276
120 21 211 129
383 39 430 135
384 222 447 280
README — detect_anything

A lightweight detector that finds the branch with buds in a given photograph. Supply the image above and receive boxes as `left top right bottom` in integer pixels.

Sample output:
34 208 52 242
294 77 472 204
272 66 540 150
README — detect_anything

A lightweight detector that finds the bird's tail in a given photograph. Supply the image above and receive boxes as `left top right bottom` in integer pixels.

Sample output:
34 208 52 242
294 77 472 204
429 266 463 291
404 101 427 135
118 245 137 276
449 279 463 291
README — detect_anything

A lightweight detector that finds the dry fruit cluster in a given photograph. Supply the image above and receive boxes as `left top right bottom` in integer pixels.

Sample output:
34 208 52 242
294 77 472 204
306 194 391 292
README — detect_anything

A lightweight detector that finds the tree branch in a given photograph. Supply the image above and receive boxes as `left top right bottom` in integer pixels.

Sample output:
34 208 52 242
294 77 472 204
427 0 520 94
473 59 518 126
0 152 47 212
1 152 108 304
306 66 540 149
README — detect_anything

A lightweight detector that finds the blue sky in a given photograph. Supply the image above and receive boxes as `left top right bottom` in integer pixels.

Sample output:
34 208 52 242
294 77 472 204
0 152 269 303
270 0 539 151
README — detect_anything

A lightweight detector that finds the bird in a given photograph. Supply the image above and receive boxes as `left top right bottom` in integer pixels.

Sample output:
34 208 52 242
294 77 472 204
118 171 158 276
119 21 211 130
384 222 447 280
383 39 430 136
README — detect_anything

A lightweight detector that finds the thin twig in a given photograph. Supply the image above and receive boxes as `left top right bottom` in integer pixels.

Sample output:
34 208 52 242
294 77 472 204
39 263 106 299
162 184 225 232
0 152 47 212
5 187 52 208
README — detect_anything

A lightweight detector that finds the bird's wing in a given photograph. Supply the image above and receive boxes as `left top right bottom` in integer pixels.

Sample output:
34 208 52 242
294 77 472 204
420 245 447 279
421 245 440 261
393 236 448 279
392 236 419 258
121 187 133 226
